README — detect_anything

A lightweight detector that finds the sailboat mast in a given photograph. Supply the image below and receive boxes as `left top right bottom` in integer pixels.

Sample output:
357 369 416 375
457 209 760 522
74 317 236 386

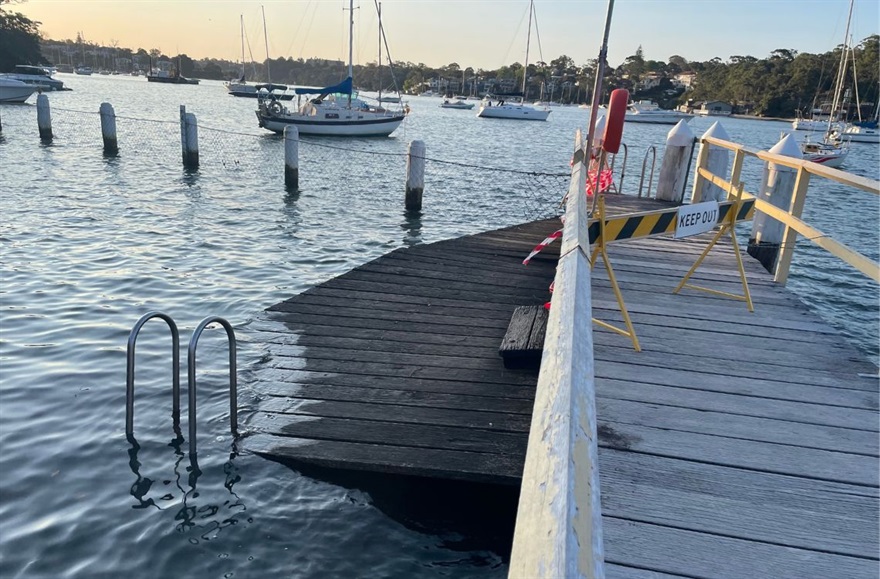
378 2 382 101
827 0 854 134
348 0 355 80
262 5 271 83
239 15 246 79
522 0 534 97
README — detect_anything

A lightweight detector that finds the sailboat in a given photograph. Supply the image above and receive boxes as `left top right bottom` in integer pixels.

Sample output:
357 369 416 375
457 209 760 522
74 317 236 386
255 0 406 137
227 11 292 100
477 0 550 121
838 107 880 144
835 49 880 144
800 0 852 167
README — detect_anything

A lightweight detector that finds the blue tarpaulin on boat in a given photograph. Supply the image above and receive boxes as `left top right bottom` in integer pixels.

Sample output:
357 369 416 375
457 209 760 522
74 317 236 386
294 77 353 95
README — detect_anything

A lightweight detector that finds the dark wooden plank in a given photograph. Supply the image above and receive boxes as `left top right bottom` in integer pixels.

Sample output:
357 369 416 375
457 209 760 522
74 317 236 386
251 413 528 455
266 343 525 374
256 398 532 432
253 383 534 414
500 305 545 369
256 368 538 399
244 433 523 484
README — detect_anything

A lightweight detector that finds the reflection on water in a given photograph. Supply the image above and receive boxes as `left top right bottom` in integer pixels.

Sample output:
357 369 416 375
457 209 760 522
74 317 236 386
401 211 424 247
127 434 250 546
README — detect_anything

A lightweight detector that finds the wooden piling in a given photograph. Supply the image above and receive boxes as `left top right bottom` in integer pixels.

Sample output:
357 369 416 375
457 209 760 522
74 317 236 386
692 121 730 202
284 126 299 190
655 120 694 203
100 102 118 155
180 107 199 169
748 133 802 273
37 94 52 142
405 140 426 212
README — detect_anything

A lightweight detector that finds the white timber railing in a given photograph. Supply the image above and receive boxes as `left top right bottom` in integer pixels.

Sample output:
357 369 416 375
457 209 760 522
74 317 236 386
509 131 604 579
693 134 880 284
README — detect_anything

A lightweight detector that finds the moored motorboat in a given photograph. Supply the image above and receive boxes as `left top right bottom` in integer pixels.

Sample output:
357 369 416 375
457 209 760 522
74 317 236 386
440 98 474 110
0 65 65 91
625 100 692 124
0 78 38 103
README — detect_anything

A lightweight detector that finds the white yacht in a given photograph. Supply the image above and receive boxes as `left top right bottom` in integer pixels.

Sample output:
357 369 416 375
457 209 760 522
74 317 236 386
0 78 38 103
1 65 65 91
836 115 879 144
477 1 550 122
625 100 692 124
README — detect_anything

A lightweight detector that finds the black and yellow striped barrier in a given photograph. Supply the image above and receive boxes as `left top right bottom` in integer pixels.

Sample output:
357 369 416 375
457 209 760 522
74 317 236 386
587 198 755 245
589 194 756 352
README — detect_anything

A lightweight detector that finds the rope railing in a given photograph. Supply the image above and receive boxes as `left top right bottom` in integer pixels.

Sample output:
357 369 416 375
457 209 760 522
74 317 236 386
4 100 567 224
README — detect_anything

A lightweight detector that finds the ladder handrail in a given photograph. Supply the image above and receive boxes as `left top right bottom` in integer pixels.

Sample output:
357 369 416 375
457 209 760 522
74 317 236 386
638 145 657 198
187 316 238 458
126 311 181 440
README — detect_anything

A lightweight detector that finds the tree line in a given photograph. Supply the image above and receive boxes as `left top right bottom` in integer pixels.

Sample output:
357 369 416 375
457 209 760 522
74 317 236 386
2 1 877 119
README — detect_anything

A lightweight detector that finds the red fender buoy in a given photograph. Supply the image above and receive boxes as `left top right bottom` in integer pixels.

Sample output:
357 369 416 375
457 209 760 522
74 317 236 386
602 88 629 154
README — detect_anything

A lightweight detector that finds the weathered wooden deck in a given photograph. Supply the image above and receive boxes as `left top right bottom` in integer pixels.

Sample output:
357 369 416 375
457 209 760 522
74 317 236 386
243 194 879 578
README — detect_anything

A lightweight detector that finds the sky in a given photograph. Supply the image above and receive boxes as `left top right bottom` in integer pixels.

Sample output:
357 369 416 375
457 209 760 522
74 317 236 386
16 0 880 70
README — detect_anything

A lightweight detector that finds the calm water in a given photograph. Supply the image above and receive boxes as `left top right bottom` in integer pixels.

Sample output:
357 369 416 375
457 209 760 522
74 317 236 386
1 75 878 578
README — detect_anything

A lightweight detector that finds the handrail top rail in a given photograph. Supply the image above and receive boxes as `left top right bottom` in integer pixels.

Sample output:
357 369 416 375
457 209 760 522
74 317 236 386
701 135 880 196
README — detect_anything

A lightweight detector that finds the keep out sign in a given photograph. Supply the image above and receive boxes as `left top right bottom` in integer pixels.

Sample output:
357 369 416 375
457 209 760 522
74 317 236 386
675 201 720 239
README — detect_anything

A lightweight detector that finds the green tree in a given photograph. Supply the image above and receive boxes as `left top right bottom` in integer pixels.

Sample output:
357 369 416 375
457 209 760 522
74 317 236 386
0 1 47 71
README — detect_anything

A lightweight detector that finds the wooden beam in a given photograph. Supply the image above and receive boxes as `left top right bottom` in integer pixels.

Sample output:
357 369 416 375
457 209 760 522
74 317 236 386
510 135 604 578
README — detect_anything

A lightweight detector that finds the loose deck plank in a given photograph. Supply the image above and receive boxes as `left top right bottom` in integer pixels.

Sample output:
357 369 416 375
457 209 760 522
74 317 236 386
242 195 880 577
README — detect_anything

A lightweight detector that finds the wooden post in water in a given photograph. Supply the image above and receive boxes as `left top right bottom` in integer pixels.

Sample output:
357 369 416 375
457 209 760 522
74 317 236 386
405 140 426 212
284 126 299 190
748 133 802 274
100 102 118 155
179 108 199 169
655 120 694 203
692 121 730 202
37 94 53 142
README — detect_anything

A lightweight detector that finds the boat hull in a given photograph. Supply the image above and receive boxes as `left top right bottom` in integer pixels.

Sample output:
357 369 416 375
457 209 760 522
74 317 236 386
146 75 200 85
625 113 692 124
229 89 293 101
840 128 880 144
257 111 405 136
477 104 550 121
0 79 37 103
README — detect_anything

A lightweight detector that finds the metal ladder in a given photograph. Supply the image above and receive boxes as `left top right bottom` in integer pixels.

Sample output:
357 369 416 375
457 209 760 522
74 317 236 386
126 312 237 458
607 143 658 198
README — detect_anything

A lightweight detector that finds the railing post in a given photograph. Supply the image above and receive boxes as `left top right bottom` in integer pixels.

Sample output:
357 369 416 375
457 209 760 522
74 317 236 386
774 167 811 284
100 102 118 156
748 133 802 275
284 125 299 191
405 140 425 212
37 93 53 142
180 105 199 169
655 120 694 203
692 122 730 203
